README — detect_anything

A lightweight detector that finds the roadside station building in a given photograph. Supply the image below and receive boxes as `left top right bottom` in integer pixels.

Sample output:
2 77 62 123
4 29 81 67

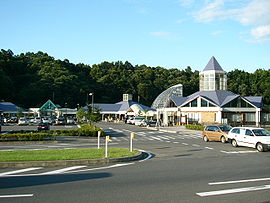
93 94 155 121
153 57 269 127
29 100 77 118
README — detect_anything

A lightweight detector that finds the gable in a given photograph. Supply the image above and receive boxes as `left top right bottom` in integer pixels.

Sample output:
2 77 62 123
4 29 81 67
40 100 57 111
223 97 255 108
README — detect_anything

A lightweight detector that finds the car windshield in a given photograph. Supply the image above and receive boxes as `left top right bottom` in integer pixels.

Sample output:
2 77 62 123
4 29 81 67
252 129 270 136
219 125 232 132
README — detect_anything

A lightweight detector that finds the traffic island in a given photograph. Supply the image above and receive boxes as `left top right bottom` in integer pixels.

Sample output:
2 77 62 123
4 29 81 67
0 148 149 168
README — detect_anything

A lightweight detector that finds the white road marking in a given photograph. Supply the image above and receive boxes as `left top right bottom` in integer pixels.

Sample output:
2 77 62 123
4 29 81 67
0 194 34 198
182 143 189 146
209 177 270 185
157 136 169 140
173 142 179 144
220 150 258 154
192 144 200 147
0 167 42 176
205 147 214 150
150 136 163 141
196 184 270 197
41 166 87 175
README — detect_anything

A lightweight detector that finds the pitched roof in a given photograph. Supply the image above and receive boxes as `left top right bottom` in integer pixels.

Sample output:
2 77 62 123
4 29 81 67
244 96 263 108
171 90 262 108
0 102 19 112
203 56 224 71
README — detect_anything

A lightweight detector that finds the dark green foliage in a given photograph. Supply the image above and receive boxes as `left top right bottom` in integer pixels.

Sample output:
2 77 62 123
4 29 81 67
0 49 269 108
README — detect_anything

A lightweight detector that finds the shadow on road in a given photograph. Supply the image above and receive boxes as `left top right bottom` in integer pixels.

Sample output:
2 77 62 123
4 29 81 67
0 172 112 189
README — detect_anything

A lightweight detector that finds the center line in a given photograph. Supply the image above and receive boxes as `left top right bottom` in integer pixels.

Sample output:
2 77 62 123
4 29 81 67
209 177 270 185
0 194 34 198
197 184 270 197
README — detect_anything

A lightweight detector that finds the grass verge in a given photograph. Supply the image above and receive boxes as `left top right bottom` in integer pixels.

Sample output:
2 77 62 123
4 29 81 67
0 148 140 162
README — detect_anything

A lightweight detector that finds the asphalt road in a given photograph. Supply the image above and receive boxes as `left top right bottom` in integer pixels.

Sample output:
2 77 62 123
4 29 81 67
0 122 270 203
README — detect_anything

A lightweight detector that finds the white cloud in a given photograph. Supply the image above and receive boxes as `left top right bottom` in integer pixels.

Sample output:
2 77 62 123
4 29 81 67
251 25 270 41
237 0 270 26
192 0 270 42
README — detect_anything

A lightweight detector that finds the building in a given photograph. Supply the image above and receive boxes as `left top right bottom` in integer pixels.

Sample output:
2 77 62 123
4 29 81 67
29 100 77 118
93 94 155 121
154 57 269 127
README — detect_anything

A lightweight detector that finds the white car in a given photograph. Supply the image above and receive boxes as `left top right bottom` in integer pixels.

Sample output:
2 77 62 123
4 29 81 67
18 118 29 125
134 117 145 126
227 127 270 152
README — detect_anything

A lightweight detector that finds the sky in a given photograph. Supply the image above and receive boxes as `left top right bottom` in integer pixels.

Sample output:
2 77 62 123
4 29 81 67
0 0 270 72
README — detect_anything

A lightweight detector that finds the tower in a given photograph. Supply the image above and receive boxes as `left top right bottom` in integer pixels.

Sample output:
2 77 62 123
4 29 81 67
199 56 227 91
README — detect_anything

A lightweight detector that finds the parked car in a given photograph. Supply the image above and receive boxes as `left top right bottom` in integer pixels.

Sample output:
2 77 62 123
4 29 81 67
37 123 50 131
66 117 75 124
202 125 232 143
134 117 145 126
126 117 135 124
18 118 29 125
42 117 54 125
227 127 270 152
55 117 66 125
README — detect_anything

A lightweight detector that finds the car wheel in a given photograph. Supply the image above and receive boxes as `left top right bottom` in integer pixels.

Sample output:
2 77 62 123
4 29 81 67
232 139 238 147
221 136 226 143
256 143 265 152
203 135 209 142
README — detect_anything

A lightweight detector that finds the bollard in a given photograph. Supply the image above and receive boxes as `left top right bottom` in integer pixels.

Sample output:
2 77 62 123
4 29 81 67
130 132 135 152
97 131 101 149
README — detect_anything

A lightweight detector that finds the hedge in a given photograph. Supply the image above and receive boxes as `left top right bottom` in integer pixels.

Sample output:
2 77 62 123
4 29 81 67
0 124 104 141
0 133 55 141
185 124 205 131
49 124 104 137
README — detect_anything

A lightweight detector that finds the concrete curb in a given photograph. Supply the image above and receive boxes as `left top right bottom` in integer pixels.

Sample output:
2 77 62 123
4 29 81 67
0 140 58 145
0 151 148 168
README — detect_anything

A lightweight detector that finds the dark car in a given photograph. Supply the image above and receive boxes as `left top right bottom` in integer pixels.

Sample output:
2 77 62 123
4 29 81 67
37 123 50 131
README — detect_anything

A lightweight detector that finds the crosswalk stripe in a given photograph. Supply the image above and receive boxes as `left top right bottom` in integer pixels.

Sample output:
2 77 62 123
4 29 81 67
41 166 87 175
0 167 42 176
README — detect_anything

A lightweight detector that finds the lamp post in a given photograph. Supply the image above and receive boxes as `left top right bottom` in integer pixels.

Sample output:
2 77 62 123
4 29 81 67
89 93 94 112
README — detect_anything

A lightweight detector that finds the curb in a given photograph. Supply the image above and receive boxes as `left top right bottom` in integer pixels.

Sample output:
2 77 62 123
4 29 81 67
0 140 58 145
0 151 149 168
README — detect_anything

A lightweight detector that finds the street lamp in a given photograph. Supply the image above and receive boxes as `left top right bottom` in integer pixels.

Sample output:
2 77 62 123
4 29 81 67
89 93 94 112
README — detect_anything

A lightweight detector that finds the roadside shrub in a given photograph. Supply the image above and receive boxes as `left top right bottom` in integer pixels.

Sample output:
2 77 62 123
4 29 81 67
50 124 104 137
0 133 56 141
185 124 204 131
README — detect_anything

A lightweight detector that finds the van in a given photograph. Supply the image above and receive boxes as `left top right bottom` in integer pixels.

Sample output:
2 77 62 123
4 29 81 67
228 127 270 152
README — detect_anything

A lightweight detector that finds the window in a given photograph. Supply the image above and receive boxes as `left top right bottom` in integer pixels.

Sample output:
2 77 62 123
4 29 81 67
209 102 215 107
191 99 198 107
231 128 240 134
201 99 208 107
245 113 255 122
245 129 253 136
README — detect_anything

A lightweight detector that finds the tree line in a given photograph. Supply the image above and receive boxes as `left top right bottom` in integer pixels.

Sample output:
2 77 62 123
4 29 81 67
0 49 269 108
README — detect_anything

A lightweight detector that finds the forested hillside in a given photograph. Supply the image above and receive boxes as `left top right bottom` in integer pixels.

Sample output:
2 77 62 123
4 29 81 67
0 49 269 108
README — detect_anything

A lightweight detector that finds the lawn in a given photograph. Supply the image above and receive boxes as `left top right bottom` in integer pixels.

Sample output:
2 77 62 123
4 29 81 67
0 148 140 162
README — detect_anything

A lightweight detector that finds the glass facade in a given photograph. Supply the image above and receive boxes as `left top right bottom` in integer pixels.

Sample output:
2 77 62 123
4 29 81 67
200 72 227 91
151 84 183 109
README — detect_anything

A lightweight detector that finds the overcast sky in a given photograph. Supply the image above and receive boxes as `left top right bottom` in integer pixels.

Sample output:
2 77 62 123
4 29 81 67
1 0 270 72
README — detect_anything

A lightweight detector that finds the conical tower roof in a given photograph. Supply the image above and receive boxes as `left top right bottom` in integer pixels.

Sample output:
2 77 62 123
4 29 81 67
203 56 224 71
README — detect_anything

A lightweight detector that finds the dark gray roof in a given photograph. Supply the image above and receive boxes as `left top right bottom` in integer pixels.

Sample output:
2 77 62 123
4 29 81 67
0 102 19 112
244 96 263 108
94 104 122 112
169 90 262 108
170 96 188 107
203 56 224 71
